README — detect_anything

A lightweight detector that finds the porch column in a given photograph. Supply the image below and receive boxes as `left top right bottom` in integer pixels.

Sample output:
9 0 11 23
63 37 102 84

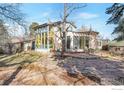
47 26 49 49
71 33 74 51
84 35 86 49
40 29 42 48
89 35 91 49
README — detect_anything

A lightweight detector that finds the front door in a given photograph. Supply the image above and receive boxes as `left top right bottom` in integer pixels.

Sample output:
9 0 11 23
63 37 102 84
32 41 35 50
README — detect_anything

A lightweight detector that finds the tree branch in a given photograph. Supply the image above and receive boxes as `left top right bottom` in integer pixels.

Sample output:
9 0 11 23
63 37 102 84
66 4 87 19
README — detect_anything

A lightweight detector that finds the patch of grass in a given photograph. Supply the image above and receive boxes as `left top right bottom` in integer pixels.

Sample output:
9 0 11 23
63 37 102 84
0 51 47 67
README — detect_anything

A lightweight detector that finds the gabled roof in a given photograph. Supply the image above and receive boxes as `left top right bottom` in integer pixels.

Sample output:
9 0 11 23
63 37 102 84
75 31 99 34
37 21 62 28
34 21 76 29
72 31 99 36
109 40 124 47
73 26 99 35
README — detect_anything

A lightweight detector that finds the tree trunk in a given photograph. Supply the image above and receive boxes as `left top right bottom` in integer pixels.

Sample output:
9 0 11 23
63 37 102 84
61 31 66 57
61 4 67 57
8 43 13 54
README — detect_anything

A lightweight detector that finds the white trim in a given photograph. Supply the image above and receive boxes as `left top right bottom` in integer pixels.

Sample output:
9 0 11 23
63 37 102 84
35 48 50 52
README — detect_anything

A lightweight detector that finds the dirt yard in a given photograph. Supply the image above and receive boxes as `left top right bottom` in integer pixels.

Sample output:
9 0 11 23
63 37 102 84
0 51 124 85
0 52 96 85
62 52 124 85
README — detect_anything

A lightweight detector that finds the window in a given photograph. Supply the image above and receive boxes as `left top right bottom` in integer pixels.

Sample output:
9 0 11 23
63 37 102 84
79 36 84 49
49 27 54 49
42 33 44 48
49 37 54 48
35 26 55 49
67 36 71 49
73 36 78 49
36 34 41 48
45 32 47 48
99 41 101 46
85 36 89 48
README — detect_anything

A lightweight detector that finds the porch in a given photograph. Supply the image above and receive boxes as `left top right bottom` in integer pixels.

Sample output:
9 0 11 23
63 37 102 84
65 31 98 52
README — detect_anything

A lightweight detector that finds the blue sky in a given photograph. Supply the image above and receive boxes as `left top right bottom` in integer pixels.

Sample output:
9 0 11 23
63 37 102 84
21 3 116 39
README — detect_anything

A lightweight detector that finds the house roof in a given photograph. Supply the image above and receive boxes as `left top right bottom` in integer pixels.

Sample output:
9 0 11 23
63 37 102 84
109 40 124 47
34 21 77 29
73 31 99 35
72 26 99 35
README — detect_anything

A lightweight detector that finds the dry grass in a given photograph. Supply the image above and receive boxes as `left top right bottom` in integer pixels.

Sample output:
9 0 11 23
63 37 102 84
95 51 124 62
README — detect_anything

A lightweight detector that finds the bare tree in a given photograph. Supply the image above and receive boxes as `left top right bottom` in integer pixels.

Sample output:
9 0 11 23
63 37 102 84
29 22 39 38
0 20 9 45
0 4 26 54
60 4 87 56
0 20 13 54
0 4 26 28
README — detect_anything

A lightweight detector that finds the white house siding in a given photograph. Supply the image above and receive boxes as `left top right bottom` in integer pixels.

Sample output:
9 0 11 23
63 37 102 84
65 32 99 52
35 48 50 52
66 32 74 52
97 39 102 49
24 42 32 51
34 22 100 52
54 31 62 51
89 35 97 49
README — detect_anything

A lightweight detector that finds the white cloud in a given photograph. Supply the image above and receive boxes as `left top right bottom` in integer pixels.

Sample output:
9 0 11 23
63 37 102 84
76 12 99 19
42 12 50 17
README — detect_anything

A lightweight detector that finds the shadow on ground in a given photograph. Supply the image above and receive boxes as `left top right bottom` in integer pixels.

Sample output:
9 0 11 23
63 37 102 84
56 53 124 85
0 53 41 85
2 66 23 85
0 53 40 67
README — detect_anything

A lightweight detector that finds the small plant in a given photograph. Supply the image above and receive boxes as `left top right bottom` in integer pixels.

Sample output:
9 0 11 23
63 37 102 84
0 47 4 54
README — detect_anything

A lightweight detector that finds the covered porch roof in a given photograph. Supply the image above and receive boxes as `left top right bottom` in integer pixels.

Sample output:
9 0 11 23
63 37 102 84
72 31 99 36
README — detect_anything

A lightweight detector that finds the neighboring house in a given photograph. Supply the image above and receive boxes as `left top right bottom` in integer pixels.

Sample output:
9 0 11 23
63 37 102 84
2 37 24 54
24 37 35 51
102 39 110 45
1 36 35 54
34 21 101 52
109 40 124 55
11 37 35 52
96 36 103 50
102 39 110 50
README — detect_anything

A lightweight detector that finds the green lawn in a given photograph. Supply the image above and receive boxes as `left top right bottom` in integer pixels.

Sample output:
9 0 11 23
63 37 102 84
0 51 45 67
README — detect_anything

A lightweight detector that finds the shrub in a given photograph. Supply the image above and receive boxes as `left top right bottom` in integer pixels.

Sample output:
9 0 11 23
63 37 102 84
0 47 4 54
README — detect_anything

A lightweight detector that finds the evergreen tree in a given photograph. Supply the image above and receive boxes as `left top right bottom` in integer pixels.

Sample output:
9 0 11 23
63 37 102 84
106 3 124 40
